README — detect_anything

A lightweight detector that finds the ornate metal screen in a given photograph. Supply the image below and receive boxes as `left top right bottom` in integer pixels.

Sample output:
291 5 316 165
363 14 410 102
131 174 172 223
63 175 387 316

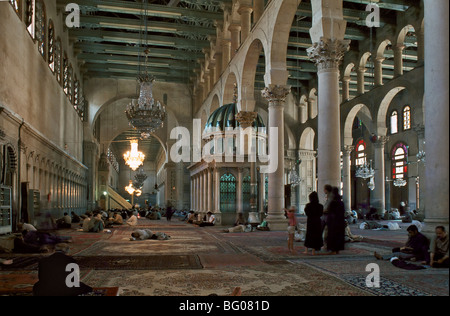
220 173 236 213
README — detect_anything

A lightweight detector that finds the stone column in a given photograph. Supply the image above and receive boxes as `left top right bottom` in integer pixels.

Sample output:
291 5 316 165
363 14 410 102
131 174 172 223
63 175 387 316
253 0 264 24
342 76 351 102
209 63 216 90
214 52 222 77
229 24 241 58
357 67 366 95
191 177 194 211
394 45 405 77
203 170 207 214
238 5 253 43
374 57 385 86
207 168 212 212
342 146 354 212
262 85 291 230
213 167 220 213
222 39 231 70
236 111 258 214
259 171 266 216
307 38 350 203
372 136 389 215
424 0 449 233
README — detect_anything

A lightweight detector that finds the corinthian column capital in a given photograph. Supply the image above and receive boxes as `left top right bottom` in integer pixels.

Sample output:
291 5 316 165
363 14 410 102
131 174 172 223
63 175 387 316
307 38 351 72
236 111 258 128
261 85 291 107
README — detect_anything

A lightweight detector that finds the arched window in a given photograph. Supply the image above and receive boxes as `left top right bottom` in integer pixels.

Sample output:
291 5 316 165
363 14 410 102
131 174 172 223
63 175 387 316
220 173 236 213
73 78 79 109
63 54 69 95
392 143 408 180
35 0 46 59
68 65 73 103
55 38 62 84
390 111 399 134
48 20 55 72
26 0 35 38
9 0 21 17
355 139 367 166
403 105 411 130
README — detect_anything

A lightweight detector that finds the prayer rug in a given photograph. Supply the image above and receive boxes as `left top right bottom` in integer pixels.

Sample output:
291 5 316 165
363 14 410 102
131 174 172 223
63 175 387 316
74 255 203 270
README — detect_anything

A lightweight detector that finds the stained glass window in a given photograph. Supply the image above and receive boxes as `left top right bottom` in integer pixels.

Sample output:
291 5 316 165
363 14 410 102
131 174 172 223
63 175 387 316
355 140 366 166
48 20 55 72
403 106 411 130
55 38 62 84
392 143 408 180
63 54 69 95
390 111 398 134
26 0 35 38
35 0 46 59
220 173 236 213
242 175 251 212
9 0 20 16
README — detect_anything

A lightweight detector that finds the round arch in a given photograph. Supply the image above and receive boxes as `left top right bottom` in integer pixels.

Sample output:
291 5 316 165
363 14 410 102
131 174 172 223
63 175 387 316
299 127 316 150
241 39 265 112
343 103 373 146
377 86 407 136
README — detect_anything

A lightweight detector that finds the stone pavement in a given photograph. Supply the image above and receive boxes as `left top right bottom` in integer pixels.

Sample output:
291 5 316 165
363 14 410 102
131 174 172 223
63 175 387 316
0 217 448 296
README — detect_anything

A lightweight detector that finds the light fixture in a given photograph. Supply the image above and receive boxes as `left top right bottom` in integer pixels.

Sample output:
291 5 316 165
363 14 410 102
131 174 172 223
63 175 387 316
289 160 303 188
393 178 407 187
125 0 166 139
355 160 375 179
123 140 145 171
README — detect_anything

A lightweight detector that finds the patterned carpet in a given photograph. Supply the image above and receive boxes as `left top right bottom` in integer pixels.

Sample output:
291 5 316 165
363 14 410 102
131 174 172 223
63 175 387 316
0 218 448 296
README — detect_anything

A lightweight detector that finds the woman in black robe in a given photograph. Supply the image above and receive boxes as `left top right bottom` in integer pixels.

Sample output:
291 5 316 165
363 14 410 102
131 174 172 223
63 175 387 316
326 187 346 254
304 192 324 255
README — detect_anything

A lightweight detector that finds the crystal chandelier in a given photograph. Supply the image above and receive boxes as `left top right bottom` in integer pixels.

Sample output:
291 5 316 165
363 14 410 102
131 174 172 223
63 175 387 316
125 0 166 139
355 160 375 179
125 180 142 197
134 169 148 189
123 140 145 171
393 178 407 187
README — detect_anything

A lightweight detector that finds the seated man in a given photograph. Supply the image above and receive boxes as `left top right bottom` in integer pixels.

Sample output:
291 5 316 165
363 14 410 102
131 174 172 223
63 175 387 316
88 213 105 233
126 212 138 226
57 213 72 229
71 212 81 224
108 212 124 226
186 211 196 224
33 243 93 296
430 226 449 268
374 225 430 264
199 212 216 227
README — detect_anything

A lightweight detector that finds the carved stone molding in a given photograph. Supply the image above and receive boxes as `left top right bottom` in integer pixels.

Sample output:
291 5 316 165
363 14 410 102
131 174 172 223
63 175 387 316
343 145 355 155
236 111 257 128
307 38 351 72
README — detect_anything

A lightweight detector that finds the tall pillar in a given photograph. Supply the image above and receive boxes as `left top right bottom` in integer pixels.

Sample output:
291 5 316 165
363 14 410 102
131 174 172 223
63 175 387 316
209 63 217 90
203 170 207 214
207 168 212 212
308 38 350 203
229 24 241 58
238 5 253 43
213 167 220 214
424 0 449 232
393 45 405 77
342 146 354 212
372 136 389 215
262 85 291 230
374 57 385 86
253 0 264 24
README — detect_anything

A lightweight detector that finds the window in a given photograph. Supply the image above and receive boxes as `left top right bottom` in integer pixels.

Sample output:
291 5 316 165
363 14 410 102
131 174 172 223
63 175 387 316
55 38 62 84
68 65 73 103
392 143 408 180
403 106 411 130
26 0 35 38
63 54 69 95
9 0 21 16
390 111 398 134
73 78 79 109
48 20 55 72
35 0 46 59
220 173 236 213
355 140 366 166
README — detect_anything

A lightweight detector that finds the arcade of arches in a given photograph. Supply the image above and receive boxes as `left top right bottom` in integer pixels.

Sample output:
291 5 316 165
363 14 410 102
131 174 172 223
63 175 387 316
0 0 448 236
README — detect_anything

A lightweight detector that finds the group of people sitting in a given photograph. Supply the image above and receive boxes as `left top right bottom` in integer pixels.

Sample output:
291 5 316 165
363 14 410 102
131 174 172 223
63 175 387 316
186 211 217 227
374 225 449 269
78 209 139 233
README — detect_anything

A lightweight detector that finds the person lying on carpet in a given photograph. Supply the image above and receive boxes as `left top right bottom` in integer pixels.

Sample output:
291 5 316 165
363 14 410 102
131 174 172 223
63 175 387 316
130 229 171 241
374 225 430 264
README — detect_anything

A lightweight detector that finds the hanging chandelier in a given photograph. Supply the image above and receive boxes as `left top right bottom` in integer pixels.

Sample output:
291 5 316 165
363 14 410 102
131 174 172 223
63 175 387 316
393 178 407 187
123 140 145 171
125 180 142 197
134 168 148 189
289 160 303 188
125 0 166 139
355 160 375 179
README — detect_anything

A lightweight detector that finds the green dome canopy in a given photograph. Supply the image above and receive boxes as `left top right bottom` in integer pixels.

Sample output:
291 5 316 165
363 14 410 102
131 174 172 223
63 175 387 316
204 103 265 133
